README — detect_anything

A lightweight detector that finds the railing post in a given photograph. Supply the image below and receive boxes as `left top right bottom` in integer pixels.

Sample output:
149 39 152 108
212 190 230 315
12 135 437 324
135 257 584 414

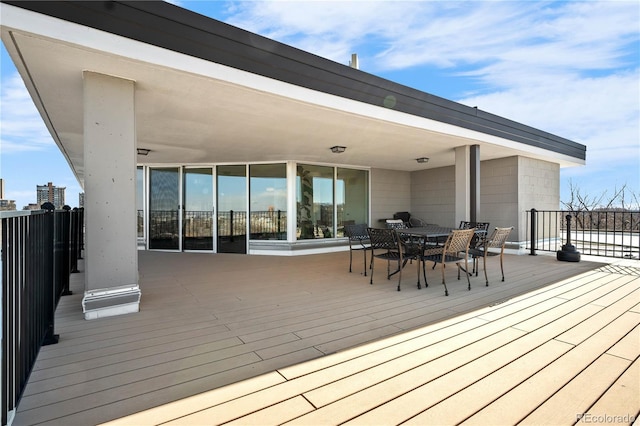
277 210 282 235
70 207 79 273
557 214 581 262
78 207 84 258
529 208 537 256
229 210 234 242
41 203 60 346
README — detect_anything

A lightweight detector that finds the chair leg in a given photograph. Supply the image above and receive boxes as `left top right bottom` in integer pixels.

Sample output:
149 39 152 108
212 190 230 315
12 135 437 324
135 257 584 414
369 257 374 285
500 252 505 282
421 258 428 287
483 254 489 286
397 258 402 291
463 258 471 290
349 249 353 273
441 262 448 296
363 250 367 276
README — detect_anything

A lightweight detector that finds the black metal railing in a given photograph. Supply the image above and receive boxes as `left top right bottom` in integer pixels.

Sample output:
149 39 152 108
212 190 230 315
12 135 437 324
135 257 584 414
1 207 83 425
527 209 639 259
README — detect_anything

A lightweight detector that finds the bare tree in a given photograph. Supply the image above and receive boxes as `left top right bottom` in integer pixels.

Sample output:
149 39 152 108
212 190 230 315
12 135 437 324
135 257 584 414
561 180 639 231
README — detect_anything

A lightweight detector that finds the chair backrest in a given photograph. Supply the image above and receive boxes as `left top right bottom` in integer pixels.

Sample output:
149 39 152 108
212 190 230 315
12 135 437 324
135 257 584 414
367 227 401 251
385 219 408 230
459 221 490 248
443 228 476 255
459 221 490 232
393 211 411 223
344 223 369 241
487 227 513 249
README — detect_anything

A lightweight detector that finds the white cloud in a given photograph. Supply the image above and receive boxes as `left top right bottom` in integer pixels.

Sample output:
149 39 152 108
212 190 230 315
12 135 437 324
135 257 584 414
457 69 640 164
221 0 639 196
0 73 54 153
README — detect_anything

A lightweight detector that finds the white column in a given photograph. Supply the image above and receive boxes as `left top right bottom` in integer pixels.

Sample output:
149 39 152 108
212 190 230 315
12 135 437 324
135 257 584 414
455 145 470 226
82 71 141 320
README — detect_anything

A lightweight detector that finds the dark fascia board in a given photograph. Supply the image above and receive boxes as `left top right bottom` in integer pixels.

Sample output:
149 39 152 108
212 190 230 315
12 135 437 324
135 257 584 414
3 0 586 160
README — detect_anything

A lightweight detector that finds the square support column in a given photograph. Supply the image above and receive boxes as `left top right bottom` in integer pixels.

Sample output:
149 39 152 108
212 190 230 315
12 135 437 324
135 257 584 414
82 71 140 320
470 144 480 223
455 145 470 226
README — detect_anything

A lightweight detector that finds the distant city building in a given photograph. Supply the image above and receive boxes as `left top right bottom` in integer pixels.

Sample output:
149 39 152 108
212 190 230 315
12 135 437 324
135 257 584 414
0 178 17 211
0 199 17 211
24 203 41 211
37 182 66 209
79 192 85 208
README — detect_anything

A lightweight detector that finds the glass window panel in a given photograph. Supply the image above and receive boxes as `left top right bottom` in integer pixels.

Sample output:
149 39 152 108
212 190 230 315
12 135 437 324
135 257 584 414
297 164 334 239
217 165 247 253
183 168 213 250
149 167 180 250
136 166 144 239
250 164 287 240
337 168 369 237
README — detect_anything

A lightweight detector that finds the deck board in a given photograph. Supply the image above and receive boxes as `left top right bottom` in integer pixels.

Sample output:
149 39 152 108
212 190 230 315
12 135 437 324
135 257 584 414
585 358 639 424
520 354 632 425
461 309 640 425
402 340 574 425
12 251 640 426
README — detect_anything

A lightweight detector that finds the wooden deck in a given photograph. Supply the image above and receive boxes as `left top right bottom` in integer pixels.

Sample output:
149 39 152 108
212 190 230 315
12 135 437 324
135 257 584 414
12 251 639 425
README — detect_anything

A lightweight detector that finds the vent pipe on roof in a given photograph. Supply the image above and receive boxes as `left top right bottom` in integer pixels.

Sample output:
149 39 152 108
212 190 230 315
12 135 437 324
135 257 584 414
349 53 359 70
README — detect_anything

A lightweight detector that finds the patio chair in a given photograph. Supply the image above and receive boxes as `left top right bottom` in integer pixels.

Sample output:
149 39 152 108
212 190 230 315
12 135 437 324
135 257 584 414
420 228 476 296
393 211 411 224
468 227 513 286
344 223 372 276
386 219 422 277
385 218 409 229
409 216 434 227
367 227 416 291
459 221 490 273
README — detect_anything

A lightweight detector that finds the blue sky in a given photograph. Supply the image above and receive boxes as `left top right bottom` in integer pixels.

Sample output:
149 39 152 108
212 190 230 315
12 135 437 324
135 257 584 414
1 0 638 209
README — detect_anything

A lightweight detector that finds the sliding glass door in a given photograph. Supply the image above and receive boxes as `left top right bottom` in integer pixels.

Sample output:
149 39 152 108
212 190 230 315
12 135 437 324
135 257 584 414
183 168 214 251
217 165 247 253
149 167 180 250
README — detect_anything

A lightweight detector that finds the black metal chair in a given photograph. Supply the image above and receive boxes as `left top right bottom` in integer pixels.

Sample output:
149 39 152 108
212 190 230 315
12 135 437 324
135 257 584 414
385 219 409 230
393 211 411 224
367 227 412 291
468 226 513 286
386 219 424 286
420 228 476 296
459 221 490 273
344 223 372 276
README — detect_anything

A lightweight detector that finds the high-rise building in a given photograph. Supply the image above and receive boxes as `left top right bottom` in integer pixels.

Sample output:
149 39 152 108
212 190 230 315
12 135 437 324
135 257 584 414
0 179 17 211
37 182 66 209
79 192 85 208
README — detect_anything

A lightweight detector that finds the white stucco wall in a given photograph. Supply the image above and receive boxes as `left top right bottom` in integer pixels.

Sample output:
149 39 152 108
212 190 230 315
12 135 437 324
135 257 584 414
517 156 561 242
479 157 519 237
370 168 411 225
410 166 457 227
409 156 561 243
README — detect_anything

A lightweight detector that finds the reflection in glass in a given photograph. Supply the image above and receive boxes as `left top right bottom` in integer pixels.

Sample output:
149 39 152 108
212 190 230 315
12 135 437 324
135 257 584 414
149 167 179 250
183 168 213 250
297 164 334 239
336 168 369 237
217 165 247 253
136 166 144 239
250 164 287 240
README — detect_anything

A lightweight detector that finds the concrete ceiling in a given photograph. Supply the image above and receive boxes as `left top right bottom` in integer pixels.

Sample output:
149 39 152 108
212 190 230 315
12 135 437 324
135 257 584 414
1 4 582 189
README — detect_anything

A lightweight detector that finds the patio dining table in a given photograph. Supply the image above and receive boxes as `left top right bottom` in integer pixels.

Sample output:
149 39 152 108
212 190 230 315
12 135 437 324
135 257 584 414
400 225 488 278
